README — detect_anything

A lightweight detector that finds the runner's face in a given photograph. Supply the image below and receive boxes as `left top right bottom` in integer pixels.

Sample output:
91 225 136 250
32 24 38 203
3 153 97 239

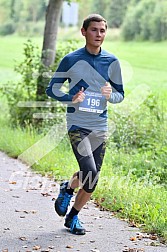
82 21 107 49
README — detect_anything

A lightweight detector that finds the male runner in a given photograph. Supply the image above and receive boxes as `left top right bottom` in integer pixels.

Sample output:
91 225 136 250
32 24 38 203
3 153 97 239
46 14 124 235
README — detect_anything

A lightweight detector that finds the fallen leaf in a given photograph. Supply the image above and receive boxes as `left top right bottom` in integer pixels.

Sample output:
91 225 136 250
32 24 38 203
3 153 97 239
9 181 17 184
136 233 143 240
19 236 27 241
31 210 37 214
22 245 28 248
129 222 138 227
147 241 159 246
122 249 135 252
66 245 74 249
33 245 41 250
122 249 145 252
15 209 37 214
41 192 51 197
149 234 158 240
23 210 29 214
130 237 137 241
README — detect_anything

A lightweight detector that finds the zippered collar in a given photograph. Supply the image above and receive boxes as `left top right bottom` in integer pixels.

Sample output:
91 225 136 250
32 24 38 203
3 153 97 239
84 46 102 56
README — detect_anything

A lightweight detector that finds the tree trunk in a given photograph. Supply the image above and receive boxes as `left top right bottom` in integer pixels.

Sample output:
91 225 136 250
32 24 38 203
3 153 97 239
36 0 63 100
42 0 63 67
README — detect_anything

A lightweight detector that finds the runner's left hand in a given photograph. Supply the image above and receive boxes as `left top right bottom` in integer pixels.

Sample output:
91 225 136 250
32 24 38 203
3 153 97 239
101 82 112 100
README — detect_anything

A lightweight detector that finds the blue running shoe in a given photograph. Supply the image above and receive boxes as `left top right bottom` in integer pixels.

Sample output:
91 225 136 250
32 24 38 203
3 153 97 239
64 215 86 235
55 181 73 216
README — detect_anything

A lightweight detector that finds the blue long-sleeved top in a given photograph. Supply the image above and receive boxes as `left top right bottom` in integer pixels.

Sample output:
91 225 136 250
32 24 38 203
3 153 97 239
46 47 124 131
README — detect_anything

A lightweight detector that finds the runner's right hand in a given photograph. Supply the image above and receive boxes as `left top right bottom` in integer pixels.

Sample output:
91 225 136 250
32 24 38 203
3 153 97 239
72 87 85 104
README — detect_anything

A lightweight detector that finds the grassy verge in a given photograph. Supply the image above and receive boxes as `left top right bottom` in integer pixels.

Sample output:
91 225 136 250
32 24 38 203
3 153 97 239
0 115 166 242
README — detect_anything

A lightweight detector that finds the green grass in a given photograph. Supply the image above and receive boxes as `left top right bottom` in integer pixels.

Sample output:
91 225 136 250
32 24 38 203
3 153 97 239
103 41 167 96
0 35 42 83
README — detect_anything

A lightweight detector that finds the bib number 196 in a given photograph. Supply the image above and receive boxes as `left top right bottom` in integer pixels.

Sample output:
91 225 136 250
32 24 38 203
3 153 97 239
87 97 100 107
79 91 104 113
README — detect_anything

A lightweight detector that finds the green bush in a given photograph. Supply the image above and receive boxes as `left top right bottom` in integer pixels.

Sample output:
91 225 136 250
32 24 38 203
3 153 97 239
110 94 164 149
107 94 167 185
121 0 167 41
0 20 16 35
1 39 79 128
149 2 167 41
2 40 40 126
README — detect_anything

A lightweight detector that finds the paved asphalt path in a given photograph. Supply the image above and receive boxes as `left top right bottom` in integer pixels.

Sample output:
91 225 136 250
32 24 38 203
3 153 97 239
0 151 166 252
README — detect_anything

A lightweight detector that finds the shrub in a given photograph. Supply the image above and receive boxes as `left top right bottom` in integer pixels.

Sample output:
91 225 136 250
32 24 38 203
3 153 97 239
121 0 167 41
0 20 16 35
1 39 79 128
149 2 167 41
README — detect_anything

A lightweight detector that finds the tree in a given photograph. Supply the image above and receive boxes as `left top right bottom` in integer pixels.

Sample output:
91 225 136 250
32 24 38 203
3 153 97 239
36 0 63 99
41 0 63 67
91 0 110 19
121 0 167 41
106 0 131 28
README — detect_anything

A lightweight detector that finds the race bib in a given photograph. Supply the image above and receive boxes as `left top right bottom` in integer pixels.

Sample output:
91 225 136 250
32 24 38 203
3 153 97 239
79 91 105 113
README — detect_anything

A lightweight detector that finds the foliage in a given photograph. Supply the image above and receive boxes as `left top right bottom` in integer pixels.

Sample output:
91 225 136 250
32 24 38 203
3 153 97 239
90 0 110 20
106 0 131 28
111 94 164 149
0 20 16 35
107 93 167 186
0 0 47 23
1 39 79 127
122 0 167 41
90 0 131 28
0 0 47 35
1 40 40 126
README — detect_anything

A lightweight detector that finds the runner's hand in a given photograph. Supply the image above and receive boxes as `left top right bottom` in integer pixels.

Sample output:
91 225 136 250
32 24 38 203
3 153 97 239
72 87 85 104
101 82 112 100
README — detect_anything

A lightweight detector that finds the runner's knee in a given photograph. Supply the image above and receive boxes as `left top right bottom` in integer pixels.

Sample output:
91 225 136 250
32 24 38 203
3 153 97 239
78 169 99 193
